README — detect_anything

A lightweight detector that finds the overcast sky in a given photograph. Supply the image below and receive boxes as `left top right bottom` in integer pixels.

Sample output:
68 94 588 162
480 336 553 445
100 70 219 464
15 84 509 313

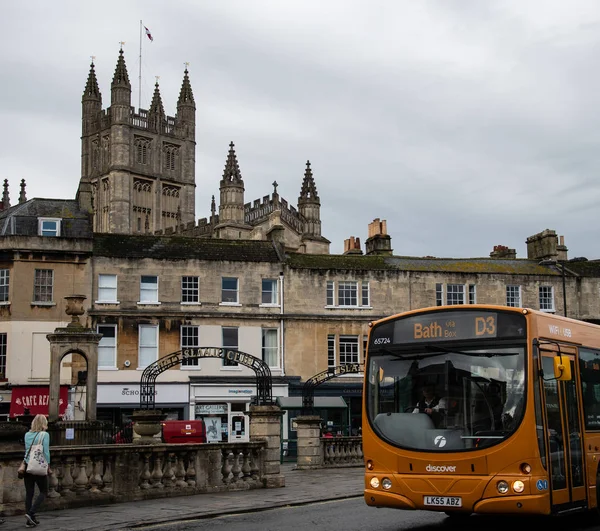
1 1 599 258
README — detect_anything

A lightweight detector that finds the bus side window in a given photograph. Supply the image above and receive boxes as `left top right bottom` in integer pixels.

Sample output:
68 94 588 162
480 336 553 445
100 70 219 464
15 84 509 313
579 348 600 429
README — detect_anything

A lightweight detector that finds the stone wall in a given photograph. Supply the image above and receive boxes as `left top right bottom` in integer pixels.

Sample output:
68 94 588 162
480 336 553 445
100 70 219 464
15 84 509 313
0 441 266 516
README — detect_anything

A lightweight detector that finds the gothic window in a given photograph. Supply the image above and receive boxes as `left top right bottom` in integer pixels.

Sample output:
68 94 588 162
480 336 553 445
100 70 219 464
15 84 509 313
163 144 179 171
102 135 110 168
134 137 151 165
133 179 153 231
91 138 100 171
161 185 180 229
101 179 110 232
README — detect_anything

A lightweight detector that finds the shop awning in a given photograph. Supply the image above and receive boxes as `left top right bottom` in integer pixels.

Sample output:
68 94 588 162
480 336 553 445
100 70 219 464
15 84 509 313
276 396 347 409
10 386 68 418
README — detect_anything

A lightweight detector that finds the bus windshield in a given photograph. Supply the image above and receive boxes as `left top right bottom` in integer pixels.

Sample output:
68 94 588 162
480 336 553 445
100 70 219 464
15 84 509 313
367 343 526 452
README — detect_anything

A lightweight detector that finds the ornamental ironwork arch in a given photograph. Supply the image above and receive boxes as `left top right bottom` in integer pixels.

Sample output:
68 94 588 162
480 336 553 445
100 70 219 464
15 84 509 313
302 363 364 412
140 347 273 409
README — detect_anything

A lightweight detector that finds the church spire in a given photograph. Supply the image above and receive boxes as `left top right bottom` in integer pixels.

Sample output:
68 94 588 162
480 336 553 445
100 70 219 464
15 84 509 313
221 142 243 183
177 67 195 107
298 160 319 203
111 47 131 88
82 61 101 102
110 47 132 119
149 81 165 116
1 179 10 210
19 179 27 204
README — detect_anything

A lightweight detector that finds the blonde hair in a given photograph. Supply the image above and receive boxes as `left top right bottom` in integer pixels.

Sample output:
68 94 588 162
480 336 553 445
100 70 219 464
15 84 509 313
30 414 48 432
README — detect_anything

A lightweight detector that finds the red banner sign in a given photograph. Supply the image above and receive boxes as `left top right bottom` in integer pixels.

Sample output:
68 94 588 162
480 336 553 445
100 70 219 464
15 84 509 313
9 386 68 418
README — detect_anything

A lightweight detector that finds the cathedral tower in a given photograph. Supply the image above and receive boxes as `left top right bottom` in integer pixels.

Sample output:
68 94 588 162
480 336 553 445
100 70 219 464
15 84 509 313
77 48 196 234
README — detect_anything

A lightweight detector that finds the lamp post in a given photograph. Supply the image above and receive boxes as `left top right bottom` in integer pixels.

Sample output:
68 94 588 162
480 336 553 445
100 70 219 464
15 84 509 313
539 260 567 317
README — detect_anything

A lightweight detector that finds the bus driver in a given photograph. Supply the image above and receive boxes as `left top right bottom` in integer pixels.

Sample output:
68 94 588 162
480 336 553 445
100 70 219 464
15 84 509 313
413 384 446 425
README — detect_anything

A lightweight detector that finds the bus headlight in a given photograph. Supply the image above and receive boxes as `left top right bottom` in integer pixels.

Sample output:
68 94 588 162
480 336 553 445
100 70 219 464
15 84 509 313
520 463 531 474
382 478 392 490
370 477 380 489
512 480 525 493
497 480 509 494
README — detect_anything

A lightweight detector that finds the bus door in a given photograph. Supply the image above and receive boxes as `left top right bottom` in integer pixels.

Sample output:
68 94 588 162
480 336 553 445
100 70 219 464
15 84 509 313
540 348 586 510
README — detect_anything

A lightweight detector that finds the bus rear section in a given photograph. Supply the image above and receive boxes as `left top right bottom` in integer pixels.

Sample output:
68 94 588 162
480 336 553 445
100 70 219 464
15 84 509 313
363 306 574 516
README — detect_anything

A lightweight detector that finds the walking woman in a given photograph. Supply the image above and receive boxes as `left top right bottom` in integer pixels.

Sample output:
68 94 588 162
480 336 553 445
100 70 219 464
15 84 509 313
23 414 50 528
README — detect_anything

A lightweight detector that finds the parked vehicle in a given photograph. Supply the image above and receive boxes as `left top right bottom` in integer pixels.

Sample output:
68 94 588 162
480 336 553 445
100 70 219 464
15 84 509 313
112 419 206 444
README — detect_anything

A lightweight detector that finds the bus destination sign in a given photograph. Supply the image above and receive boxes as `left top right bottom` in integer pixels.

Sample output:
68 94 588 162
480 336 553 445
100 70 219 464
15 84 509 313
370 311 526 347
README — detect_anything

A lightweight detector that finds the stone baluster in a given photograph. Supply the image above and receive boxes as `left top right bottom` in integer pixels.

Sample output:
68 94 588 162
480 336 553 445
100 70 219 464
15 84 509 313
74 457 89 494
152 454 164 488
335 442 342 463
47 463 60 498
175 452 188 488
250 448 260 481
186 451 196 487
89 456 104 493
356 441 363 461
162 453 175 488
102 458 113 493
350 441 358 462
221 448 233 484
139 453 152 489
231 451 242 484
61 457 75 496
242 449 252 481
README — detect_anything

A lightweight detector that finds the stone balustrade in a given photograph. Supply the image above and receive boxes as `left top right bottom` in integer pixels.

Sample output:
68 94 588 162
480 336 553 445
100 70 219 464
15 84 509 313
0 441 266 516
321 437 363 467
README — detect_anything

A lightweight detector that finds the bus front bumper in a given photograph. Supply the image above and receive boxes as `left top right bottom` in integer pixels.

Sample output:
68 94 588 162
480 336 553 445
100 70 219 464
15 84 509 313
365 489 550 515
364 489 417 510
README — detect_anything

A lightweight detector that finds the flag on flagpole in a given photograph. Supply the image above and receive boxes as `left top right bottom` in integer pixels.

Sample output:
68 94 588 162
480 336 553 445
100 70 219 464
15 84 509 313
144 26 153 42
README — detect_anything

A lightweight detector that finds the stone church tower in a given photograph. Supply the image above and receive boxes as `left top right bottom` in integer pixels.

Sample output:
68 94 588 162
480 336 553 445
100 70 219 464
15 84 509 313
77 48 196 234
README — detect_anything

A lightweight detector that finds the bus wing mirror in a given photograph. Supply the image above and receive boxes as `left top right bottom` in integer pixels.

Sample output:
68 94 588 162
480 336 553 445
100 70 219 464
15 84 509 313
553 355 572 381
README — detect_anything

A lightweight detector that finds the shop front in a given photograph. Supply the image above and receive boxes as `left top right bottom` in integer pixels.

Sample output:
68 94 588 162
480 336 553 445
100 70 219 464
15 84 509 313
0 388 11 421
97 383 190 428
190 378 289 444
9 386 69 419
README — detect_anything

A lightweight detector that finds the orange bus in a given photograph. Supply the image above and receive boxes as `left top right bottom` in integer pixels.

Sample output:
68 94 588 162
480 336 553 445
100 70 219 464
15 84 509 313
363 305 600 518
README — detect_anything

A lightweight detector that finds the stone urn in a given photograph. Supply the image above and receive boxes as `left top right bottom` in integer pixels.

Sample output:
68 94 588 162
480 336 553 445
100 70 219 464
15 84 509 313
64 295 87 328
0 420 29 451
131 409 166 445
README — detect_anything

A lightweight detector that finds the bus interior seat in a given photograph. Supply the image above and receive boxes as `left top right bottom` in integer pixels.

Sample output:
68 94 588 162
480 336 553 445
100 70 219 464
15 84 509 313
373 413 435 447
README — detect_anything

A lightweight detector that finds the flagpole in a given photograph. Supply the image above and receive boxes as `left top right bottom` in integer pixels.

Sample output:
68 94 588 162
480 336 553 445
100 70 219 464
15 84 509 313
138 20 143 110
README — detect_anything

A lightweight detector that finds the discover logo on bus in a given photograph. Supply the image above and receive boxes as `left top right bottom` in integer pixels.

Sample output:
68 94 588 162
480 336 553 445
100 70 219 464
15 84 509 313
425 464 457 473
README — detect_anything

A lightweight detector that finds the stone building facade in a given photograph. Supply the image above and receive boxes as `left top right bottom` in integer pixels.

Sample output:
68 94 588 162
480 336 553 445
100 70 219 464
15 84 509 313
0 47 599 441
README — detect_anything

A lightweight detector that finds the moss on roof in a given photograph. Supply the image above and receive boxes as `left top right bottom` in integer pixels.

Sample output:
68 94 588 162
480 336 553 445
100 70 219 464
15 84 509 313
93 234 281 262
286 253 394 271
286 253 562 275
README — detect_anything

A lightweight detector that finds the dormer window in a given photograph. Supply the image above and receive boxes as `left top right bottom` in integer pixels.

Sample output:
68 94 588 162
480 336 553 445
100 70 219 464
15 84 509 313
38 218 61 237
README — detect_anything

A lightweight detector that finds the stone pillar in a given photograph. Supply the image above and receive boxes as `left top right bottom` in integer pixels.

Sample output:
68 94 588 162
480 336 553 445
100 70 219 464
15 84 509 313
295 415 323 469
248 404 285 488
47 295 101 421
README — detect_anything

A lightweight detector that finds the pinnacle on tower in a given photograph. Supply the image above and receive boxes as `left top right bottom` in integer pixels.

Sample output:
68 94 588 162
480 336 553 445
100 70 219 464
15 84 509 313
1 179 10 210
19 179 27 204
111 48 131 88
177 67 195 107
149 82 165 116
82 62 101 102
221 142 243 183
299 160 319 202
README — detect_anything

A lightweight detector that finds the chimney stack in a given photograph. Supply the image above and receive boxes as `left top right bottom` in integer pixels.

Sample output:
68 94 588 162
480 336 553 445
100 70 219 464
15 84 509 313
343 236 363 255
490 245 516 259
365 218 393 256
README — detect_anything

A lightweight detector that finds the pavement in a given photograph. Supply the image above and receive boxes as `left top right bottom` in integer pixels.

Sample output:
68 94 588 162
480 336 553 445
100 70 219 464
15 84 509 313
0 464 364 531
